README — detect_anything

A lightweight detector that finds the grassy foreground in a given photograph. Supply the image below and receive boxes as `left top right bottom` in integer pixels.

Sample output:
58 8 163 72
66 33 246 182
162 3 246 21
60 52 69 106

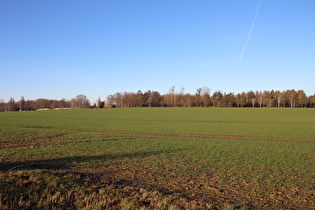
0 108 315 209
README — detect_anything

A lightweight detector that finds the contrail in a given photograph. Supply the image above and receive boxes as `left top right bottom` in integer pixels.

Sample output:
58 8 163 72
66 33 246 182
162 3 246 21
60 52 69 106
237 0 262 67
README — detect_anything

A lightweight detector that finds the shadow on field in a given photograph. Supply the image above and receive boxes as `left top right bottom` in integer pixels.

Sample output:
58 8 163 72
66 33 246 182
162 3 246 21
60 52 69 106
0 148 212 210
0 149 177 173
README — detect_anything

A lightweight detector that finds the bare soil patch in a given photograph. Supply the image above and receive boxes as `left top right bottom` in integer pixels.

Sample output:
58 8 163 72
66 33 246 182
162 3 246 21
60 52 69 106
0 133 68 150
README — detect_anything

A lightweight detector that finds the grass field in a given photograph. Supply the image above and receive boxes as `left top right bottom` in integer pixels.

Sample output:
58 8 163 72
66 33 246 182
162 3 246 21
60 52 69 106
0 108 315 209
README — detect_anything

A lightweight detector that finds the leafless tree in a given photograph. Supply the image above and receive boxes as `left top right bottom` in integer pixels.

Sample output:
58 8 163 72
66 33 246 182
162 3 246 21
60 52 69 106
287 89 297 108
72 94 90 108
255 91 264 108
169 85 176 107
19 96 25 111
183 94 194 107
200 87 211 107
148 91 162 107
106 95 116 107
274 91 282 108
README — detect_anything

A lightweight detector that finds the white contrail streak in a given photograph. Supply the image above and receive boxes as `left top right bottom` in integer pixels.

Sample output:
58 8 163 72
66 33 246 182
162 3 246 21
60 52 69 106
237 0 262 67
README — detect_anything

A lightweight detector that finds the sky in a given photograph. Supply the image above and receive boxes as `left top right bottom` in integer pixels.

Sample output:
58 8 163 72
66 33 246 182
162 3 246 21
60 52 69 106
1 0 315 104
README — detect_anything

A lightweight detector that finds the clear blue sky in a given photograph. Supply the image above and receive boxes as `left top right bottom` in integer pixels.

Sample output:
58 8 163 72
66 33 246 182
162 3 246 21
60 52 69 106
1 0 315 103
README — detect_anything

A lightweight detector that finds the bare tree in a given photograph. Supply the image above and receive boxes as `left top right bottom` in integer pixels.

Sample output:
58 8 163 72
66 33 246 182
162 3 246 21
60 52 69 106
169 85 176 107
58 98 68 109
275 91 282 108
177 87 185 107
121 92 138 107
183 94 194 107
148 91 162 107
106 95 116 107
163 86 176 107
19 96 25 111
200 87 211 107
287 89 297 108
50 100 59 109
113 92 123 108
255 91 264 108
72 94 90 108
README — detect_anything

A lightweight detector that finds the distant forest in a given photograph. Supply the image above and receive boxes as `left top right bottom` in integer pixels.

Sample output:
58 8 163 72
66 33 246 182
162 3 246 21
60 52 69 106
1 87 315 112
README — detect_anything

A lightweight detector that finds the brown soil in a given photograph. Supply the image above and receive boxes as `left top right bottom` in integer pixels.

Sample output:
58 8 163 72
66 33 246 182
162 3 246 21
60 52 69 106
0 133 68 150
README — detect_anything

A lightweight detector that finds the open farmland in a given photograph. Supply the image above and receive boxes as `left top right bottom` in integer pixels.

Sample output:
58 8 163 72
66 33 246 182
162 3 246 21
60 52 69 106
0 108 315 209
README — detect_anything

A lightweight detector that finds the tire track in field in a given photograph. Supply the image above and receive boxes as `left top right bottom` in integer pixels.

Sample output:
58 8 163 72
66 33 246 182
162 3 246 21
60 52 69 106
128 132 315 144
68 128 315 144
0 133 69 150
3 126 313 151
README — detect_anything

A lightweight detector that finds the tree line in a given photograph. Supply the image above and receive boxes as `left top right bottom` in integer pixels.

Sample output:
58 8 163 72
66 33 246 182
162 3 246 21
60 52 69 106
106 87 315 108
1 88 315 112
0 94 90 112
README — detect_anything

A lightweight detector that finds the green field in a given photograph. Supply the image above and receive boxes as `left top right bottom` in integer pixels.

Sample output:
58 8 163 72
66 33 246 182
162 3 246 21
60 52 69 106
1 108 315 209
